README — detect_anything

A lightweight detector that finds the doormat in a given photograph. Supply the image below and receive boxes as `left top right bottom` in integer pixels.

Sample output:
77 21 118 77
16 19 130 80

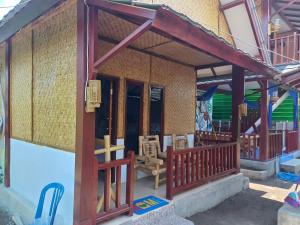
133 195 169 215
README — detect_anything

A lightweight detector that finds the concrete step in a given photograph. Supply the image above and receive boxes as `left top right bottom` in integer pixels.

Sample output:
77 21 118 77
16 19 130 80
280 159 300 175
121 203 194 225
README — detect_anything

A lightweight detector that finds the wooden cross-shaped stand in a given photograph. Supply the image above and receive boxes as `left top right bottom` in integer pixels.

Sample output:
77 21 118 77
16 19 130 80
94 135 125 213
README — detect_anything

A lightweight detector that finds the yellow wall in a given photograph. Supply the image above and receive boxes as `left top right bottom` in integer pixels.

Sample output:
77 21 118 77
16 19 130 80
9 0 77 152
10 30 33 141
137 0 233 43
96 40 196 138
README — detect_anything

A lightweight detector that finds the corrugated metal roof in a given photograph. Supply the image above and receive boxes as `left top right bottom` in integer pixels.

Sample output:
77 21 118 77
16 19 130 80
0 0 31 28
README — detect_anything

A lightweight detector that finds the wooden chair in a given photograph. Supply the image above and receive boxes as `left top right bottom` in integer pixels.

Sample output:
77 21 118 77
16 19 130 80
135 135 166 189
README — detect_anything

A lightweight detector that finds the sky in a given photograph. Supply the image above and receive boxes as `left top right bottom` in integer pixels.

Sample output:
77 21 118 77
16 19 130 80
0 0 21 20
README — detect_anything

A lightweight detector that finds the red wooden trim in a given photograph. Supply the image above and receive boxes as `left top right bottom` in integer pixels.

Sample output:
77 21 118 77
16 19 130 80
93 19 152 69
96 205 130 223
73 2 97 225
231 66 244 142
151 8 277 76
260 80 269 161
86 0 156 21
195 62 230 70
97 158 131 169
4 39 11 188
166 146 174 200
126 151 134 216
220 0 244 11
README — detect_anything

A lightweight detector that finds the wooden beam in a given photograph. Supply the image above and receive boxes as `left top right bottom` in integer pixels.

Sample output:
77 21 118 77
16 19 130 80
4 39 10 188
259 80 269 161
195 62 230 70
220 0 244 11
271 0 298 18
86 0 156 21
151 8 277 76
99 36 195 68
94 19 152 70
73 3 97 225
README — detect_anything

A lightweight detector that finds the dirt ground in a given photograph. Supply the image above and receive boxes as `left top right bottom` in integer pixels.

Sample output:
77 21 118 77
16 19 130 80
188 178 297 225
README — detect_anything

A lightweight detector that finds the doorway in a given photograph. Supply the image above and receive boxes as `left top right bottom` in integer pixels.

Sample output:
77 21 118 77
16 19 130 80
149 86 164 146
95 76 118 146
125 81 144 154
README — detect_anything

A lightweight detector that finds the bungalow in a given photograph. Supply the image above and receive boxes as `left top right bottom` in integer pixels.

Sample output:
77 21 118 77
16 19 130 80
0 0 283 225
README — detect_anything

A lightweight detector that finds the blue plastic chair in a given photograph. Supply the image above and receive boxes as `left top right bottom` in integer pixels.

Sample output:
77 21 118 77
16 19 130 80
34 183 64 225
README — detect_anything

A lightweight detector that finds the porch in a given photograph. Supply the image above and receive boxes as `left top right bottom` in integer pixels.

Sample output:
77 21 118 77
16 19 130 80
75 0 279 225
100 173 248 225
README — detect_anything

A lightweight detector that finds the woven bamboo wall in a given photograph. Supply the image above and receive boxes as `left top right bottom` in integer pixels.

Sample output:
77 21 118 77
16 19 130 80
10 30 33 141
96 40 196 137
32 2 77 151
137 0 233 43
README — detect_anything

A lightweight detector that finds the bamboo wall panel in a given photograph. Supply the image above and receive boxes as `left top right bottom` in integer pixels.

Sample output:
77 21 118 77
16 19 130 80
10 30 33 141
96 40 151 137
32 3 77 151
137 0 233 43
150 57 196 135
96 40 195 137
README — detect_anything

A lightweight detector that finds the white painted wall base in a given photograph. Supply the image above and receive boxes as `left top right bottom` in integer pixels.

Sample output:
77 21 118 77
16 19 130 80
10 139 75 225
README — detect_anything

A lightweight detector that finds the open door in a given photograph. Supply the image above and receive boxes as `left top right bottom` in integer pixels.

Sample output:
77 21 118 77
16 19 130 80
125 81 143 154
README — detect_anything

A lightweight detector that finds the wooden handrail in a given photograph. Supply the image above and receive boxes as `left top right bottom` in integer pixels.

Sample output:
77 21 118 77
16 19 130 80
167 142 238 200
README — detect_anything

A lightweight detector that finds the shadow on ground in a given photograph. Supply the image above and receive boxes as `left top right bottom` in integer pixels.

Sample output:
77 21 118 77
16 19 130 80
188 178 295 225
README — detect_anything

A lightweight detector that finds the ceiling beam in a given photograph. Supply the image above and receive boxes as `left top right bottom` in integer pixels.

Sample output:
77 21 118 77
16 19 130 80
195 62 230 70
271 0 299 18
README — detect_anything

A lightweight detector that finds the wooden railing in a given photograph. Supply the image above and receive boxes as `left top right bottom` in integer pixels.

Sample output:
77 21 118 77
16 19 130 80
240 133 260 160
270 33 300 65
269 132 283 159
194 131 232 146
166 142 238 200
286 130 299 153
96 152 134 223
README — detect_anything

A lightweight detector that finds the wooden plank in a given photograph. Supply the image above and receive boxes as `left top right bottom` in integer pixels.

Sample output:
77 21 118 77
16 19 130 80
126 151 134 216
116 166 122 208
93 20 152 69
104 168 111 211
73 3 97 225
4 39 11 188
166 146 174 200
260 80 269 161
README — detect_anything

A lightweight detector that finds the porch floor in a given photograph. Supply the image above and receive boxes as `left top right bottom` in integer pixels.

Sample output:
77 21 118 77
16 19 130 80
189 178 296 225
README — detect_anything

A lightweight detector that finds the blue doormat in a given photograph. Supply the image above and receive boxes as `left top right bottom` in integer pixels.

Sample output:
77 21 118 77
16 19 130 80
133 195 169 215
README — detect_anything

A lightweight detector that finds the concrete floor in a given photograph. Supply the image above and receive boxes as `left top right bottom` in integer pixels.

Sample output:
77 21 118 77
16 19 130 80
188 178 297 225
0 202 15 225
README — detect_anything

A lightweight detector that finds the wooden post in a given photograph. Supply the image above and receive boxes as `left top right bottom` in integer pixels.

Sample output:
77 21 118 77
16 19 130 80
293 92 298 131
4 39 11 188
231 66 244 172
260 80 269 161
126 151 134 216
166 146 174 200
73 3 97 225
